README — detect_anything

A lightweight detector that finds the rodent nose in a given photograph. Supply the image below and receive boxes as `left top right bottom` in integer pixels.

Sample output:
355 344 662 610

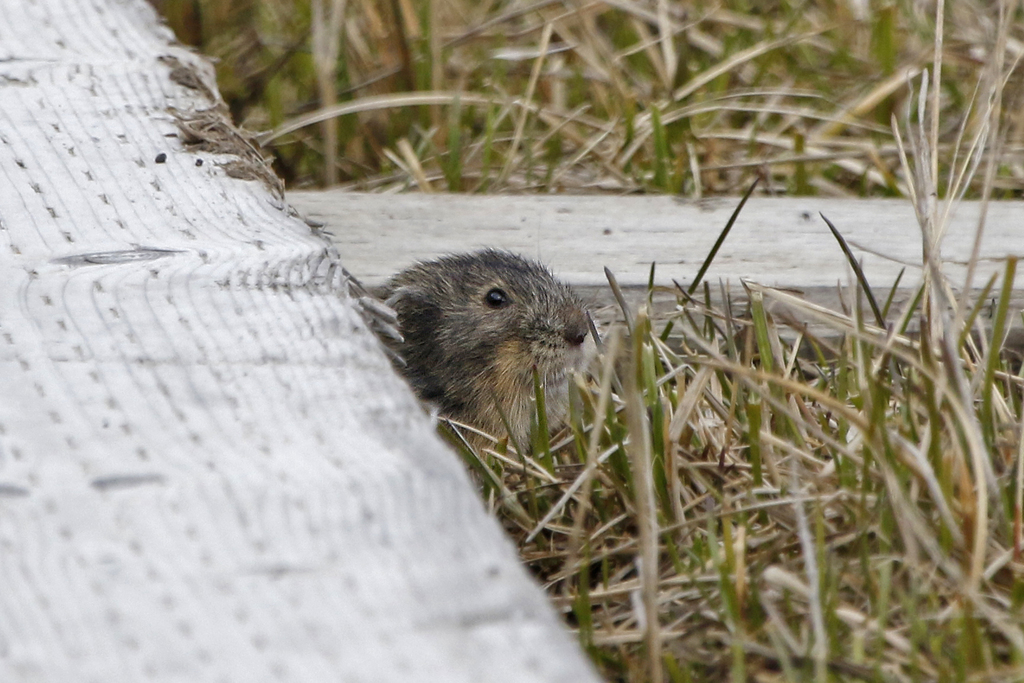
564 324 587 347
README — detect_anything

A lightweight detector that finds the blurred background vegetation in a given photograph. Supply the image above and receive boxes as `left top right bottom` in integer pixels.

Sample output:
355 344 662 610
154 0 1023 196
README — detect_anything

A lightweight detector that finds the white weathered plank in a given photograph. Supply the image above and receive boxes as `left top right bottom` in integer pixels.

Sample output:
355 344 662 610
0 2 598 682
293 191 1023 291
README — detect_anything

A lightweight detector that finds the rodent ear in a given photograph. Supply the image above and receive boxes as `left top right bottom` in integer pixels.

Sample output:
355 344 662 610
383 284 426 311
384 284 443 344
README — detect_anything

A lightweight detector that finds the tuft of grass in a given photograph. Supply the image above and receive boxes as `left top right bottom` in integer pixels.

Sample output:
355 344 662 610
462 248 1024 681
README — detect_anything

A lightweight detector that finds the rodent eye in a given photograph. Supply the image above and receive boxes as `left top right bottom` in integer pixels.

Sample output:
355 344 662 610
484 288 509 308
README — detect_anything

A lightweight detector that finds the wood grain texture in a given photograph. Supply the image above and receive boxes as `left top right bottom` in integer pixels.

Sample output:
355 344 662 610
0 2 598 681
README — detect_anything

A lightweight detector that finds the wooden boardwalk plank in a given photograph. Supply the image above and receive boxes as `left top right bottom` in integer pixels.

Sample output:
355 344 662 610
293 191 1024 314
0 2 598 681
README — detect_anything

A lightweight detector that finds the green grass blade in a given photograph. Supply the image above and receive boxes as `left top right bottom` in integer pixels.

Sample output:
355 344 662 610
981 257 1017 448
688 177 760 296
820 212 885 328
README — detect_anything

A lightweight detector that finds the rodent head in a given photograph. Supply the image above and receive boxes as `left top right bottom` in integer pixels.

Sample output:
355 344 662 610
381 249 589 445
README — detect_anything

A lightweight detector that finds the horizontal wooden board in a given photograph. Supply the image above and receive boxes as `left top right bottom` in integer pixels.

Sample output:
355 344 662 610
294 190 1019 287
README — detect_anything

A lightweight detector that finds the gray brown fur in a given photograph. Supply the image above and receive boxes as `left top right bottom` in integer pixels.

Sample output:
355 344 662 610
380 250 589 447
